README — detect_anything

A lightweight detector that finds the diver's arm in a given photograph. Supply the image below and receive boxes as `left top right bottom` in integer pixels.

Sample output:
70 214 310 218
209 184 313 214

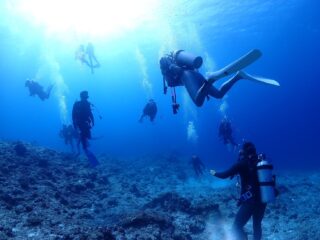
89 109 95 126
211 163 239 179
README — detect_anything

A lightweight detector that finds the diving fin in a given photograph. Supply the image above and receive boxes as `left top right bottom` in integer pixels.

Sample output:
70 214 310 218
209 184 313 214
84 149 99 167
238 71 280 87
208 49 262 83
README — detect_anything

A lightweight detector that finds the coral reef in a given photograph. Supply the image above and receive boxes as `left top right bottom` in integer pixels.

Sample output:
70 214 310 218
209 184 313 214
0 141 319 239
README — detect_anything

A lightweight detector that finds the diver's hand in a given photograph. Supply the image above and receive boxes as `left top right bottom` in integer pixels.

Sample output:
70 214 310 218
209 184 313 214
210 169 216 176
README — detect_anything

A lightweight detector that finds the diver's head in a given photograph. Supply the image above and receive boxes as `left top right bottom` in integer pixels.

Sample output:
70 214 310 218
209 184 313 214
80 91 89 100
242 142 257 160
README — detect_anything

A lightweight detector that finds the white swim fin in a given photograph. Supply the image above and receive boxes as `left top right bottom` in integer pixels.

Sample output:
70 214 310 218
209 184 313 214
208 49 262 83
238 71 280 87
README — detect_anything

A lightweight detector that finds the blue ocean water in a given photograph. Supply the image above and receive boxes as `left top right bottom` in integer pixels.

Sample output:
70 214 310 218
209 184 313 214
0 0 319 170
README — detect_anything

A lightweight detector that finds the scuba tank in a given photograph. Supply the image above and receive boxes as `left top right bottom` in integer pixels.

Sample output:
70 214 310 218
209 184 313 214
256 154 275 203
174 50 203 69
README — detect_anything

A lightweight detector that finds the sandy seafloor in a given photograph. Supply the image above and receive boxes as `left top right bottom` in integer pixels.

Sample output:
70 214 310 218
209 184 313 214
0 141 319 240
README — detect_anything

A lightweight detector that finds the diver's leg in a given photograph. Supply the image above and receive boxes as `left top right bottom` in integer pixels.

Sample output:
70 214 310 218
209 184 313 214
92 55 100 68
79 127 88 150
207 49 262 84
76 138 81 155
88 57 94 74
38 93 46 101
232 203 253 239
45 85 53 99
252 203 266 240
208 73 242 99
81 135 88 150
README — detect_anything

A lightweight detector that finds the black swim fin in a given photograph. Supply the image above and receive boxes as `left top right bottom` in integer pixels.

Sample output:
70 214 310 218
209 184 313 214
84 149 99 167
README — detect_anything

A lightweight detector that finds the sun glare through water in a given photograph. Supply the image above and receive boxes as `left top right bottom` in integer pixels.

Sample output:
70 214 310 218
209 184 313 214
7 0 159 39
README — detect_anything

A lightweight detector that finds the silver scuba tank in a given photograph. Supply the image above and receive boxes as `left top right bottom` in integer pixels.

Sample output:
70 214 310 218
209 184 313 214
174 50 203 69
257 158 275 203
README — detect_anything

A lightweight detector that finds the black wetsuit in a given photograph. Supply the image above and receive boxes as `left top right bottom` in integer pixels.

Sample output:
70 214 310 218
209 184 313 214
160 54 241 107
219 120 237 147
215 157 266 240
140 101 157 122
72 100 94 150
27 81 52 101
191 157 205 177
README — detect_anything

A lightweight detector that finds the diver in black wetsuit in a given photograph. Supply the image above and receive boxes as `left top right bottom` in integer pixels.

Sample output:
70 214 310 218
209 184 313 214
160 50 279 113
72 91 99 166
59 124 80 154
219 117 238 148
210 142 267 240
139 99 158 123
72 91 94 150
86 42 100 73
25 79 53 101
75 43 100 74
190 155 205 177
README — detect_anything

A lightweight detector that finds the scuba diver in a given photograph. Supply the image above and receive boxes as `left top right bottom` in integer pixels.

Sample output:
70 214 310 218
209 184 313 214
59 124 80 154
75 42 100 74
210 142 276 240
25 79 53 101
72 91 99 166
190 155 205 177
219 117 238 149
139 99 158 123
159 49 280 114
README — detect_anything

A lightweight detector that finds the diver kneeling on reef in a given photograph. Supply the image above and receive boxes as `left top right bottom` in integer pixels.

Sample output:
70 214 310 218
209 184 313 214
210 142 277 240
72 91 99 167
159 49 279 114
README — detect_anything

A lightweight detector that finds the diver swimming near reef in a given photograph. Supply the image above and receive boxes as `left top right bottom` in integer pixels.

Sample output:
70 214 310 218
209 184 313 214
59 124 80 154
159 49 280 114
190 155 205 177
72 91 99 166
210 142 277 240
75 42 100 74
139 99 158 123
25 79 53 101
219 116 238 150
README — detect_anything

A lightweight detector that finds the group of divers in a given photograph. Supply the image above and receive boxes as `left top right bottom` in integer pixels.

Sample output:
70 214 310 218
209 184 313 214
25 43 280 240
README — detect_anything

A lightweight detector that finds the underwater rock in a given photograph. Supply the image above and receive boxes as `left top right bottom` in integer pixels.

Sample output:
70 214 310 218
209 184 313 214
0 140 319 239
191 201 220 216
130 184 142 197
37 158 49 168
0 193 18 207
67 183 87 194
13 142 27 157
26 215 43 226
144 192 191 213
120 211 174 231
